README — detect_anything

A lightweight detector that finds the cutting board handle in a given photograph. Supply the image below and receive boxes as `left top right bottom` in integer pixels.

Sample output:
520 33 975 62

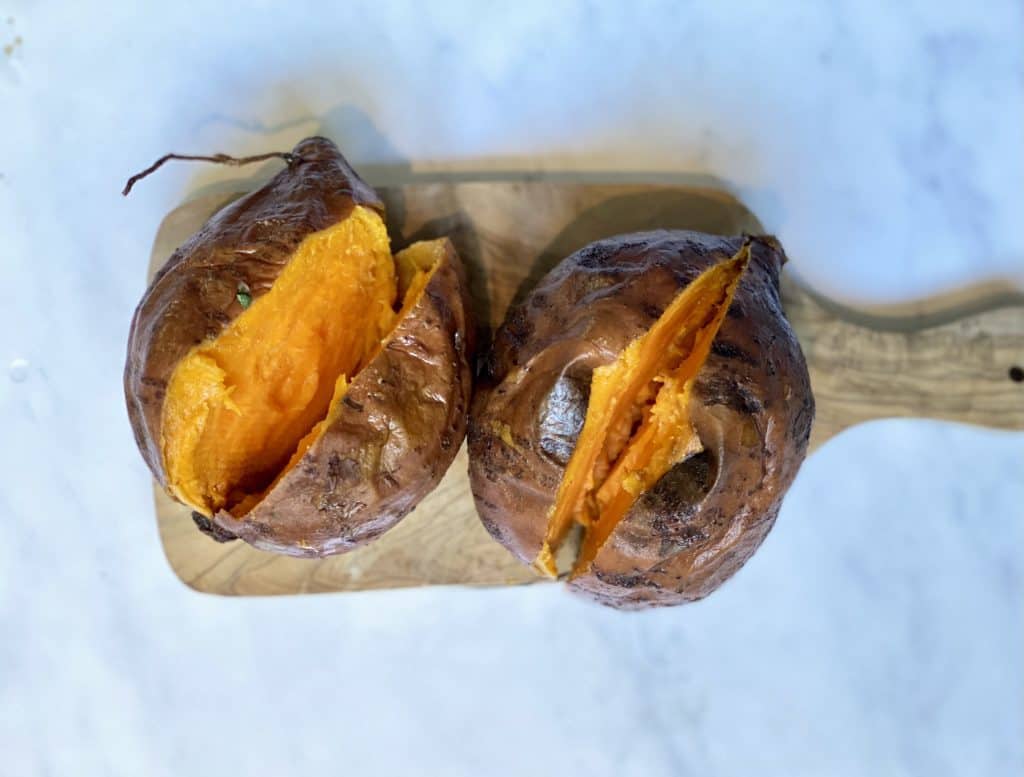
781 277 1024 450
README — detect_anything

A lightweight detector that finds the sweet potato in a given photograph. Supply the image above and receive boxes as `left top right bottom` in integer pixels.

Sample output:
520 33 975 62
125 137 472 557
468 231 813 608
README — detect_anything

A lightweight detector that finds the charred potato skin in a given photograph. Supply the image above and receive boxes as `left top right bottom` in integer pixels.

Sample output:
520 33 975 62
125 137 474 557
124 137 383 483
214 240 473 557
468 231 813 609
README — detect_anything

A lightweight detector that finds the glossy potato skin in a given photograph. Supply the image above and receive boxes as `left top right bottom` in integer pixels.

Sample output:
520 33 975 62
124 136 473 557
468 232 813 608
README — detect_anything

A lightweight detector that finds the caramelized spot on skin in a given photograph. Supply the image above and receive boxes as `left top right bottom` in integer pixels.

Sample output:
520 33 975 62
160 205 443 517
536 245 751 577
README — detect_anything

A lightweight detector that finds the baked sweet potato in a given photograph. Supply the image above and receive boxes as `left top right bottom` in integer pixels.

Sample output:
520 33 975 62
125 137 472 557
468 231 813 608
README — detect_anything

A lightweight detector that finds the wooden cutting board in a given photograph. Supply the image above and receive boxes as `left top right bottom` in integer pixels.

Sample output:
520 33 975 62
147 181 1024 596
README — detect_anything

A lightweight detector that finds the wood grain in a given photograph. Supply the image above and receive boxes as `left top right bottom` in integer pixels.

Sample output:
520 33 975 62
782 277 1024 452
147 181 1024 596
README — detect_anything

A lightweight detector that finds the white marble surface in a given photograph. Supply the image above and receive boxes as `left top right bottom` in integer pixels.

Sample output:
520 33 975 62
1 2 1022 775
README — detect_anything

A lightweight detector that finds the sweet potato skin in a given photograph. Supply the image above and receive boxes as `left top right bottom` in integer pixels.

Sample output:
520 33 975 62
124 137 472 557
468 231 813 608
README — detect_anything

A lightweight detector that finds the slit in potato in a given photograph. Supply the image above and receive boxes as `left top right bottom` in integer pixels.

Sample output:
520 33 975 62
160 204 445 518
536 244 751 578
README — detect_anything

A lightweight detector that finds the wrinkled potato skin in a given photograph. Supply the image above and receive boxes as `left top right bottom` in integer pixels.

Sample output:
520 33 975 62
468 232 813 608
125 137 473 557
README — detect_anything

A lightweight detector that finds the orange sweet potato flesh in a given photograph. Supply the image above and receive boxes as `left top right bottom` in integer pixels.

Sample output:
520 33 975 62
536 247 750 577
162 207 399 515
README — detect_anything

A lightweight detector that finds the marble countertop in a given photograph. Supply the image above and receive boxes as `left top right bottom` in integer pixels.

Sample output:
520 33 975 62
1 2 1021 775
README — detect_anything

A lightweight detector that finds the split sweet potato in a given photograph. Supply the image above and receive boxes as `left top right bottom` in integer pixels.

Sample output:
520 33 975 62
125 137 472 557
468 231 814 608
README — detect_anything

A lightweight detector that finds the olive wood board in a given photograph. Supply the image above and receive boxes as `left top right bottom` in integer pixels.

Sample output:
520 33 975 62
147 181 1024 596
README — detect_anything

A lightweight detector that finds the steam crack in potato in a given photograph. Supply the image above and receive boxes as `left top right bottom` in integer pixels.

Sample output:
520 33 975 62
536 246 751 578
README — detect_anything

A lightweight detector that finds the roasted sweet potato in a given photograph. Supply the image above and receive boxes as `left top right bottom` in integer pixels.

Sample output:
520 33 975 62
125 137 472 557
468 232 813 608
